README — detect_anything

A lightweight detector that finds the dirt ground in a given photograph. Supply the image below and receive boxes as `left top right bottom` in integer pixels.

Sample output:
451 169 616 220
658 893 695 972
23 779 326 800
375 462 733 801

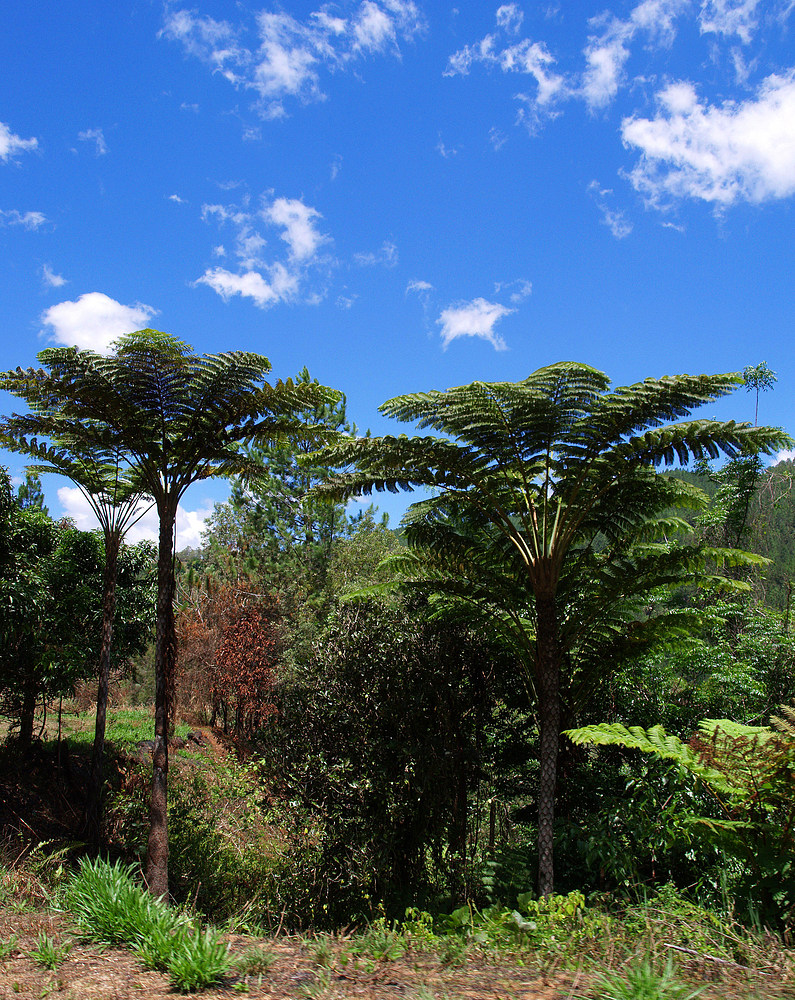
2 903 793 1000
0 904 590 1000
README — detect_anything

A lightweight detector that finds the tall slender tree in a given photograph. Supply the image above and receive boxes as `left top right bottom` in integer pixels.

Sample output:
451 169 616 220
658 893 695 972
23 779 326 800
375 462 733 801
314 362 790 896
0 424 149 839
1 330 337 896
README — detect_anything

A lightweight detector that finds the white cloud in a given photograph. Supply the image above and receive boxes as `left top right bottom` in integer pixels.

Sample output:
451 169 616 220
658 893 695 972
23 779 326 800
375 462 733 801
198 193 329 308
78 127 107 155
352 1 397 52
622 71 795 206
496 4 524 33
162 2 425 119
195 265 299 308
582 0 688 109
42 263 66 287
169 193 187 204
0 209 47 229
41 292 157 353
0 121 38 161
437 297 514 350
57 487 213 549
406 278 433 293
699 0 762 43
267 197 326 260
776 448 795 464
445 11 569 131
353 240 397 266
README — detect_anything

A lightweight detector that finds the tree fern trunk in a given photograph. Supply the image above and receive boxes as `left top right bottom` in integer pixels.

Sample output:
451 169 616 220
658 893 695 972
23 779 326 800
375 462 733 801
536 593 560 899
84 530 120 842
146 509 176 899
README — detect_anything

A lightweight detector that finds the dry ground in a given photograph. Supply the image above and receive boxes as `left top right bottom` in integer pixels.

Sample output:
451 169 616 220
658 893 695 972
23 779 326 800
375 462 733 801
1 903 792 1000
0 904 586 999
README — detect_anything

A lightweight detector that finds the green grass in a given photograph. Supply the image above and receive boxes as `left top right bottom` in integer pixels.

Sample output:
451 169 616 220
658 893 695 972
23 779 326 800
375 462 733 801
53 706 191 750
0 934 19 959
588 957 706 1000
29 931 71 971
64 856 232 992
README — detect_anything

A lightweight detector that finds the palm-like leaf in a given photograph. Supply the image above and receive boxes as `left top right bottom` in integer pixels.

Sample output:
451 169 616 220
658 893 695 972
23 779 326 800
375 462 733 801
1 329 340 896
313 362 790 897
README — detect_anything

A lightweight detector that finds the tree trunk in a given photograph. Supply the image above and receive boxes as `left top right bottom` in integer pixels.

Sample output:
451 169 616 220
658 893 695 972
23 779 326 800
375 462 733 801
535 593 560 899
146 508 176 899
84 530 120 843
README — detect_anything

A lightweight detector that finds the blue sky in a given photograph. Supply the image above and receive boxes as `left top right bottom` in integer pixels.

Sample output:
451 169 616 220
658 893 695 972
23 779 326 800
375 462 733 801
2 0 794 543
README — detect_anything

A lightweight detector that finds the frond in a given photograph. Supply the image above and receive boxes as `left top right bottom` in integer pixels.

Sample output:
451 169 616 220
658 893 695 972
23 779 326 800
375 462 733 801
770 705 795 740
563 723 736 795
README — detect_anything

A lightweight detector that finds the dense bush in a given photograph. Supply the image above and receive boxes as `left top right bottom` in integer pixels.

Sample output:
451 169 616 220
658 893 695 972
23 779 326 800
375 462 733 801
260 596 503 922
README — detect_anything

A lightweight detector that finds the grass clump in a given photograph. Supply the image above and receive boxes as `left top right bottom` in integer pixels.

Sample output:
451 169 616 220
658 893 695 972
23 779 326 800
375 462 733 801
234 944 276 976
29 931 71 970
589 955 706 999
0 933 19 959
161 926 235 993
64 856 232 992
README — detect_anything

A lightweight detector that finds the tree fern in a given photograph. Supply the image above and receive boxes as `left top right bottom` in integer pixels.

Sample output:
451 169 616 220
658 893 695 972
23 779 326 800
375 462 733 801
2 330 338 898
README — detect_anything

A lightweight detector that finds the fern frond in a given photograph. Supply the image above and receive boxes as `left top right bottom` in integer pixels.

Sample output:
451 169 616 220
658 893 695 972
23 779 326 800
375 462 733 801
563 723 736 795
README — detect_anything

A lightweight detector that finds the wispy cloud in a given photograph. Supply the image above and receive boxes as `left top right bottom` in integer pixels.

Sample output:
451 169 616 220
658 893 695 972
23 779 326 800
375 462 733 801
446 10 569 133
436 137 459 158
622 71 795 206
41 292 157 353
162 1 425 120
0 209 47 229
78 127 108 155
196 192 330 308
588 181 634 237
699 0 762 43
169 193 187 204
353 240 397 267
494 278 533 302
581 0 688 110
0 121 38 162
437 297 514 350
496 4 524 33
41 263 67 287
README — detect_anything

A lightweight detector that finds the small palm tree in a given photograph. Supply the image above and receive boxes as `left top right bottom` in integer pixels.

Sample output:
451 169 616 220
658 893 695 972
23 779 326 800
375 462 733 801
2 330 337 896
314 362 789 895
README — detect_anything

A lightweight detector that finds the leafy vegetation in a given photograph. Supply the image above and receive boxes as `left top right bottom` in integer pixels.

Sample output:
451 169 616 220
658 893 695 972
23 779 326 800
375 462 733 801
2 351 795 997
